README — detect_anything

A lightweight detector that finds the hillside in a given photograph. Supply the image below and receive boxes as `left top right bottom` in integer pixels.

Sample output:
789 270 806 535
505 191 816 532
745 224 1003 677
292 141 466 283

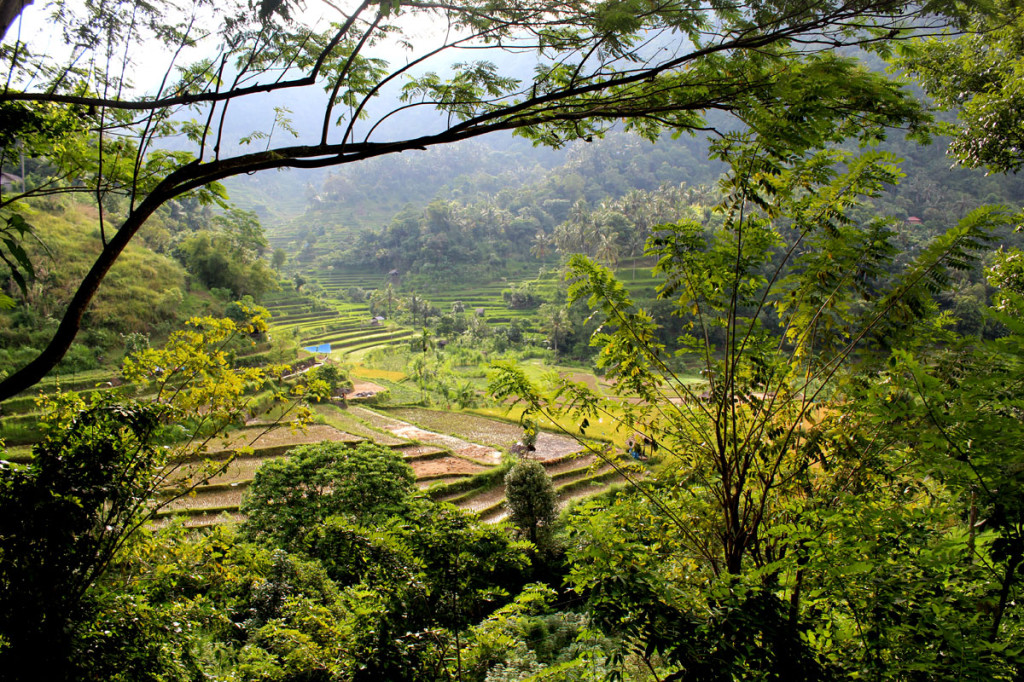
0 200 229 378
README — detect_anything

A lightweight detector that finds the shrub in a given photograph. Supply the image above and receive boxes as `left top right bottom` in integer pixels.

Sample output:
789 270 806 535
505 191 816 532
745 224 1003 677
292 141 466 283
504 460 557 548
241 441 415 549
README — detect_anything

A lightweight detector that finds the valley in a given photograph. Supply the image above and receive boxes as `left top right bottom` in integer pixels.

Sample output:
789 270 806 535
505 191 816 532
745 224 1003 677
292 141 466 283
3 2 1024 678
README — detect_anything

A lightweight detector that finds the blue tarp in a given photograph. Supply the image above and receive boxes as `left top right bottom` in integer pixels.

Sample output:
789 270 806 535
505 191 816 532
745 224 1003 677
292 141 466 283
303 344 332 354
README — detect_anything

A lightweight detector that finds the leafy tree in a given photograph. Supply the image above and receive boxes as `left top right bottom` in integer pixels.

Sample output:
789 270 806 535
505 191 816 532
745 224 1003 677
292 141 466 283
397 501 533 636
173 209 277 299
271 247 287 270
539 302 571 354
594 230 622 268
120 330 149 360
0 397 171 680
305 362 353 402
899 0 1024 174
504 460 557 548
0 309 296 680
530 232 554 261
244 497 532 675
0 0 975 399
520 417 539 452
872 248 1024 648
0 212 40 309
490 125 1012 676
241 441 416 549
503 281 543 310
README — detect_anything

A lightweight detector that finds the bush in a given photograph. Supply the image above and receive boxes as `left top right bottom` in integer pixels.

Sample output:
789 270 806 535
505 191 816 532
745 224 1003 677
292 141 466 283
504 460 557 548
241 441 415 549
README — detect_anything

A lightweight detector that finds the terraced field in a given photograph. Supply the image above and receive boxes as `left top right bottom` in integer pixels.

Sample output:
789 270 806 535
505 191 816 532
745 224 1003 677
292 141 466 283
156 404 625 528
262 278 419 358
307 269 390 298
264 256 665 365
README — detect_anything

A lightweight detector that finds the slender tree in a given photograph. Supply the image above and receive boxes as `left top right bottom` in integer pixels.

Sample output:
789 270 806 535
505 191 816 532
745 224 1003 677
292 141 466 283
505 459 557 548
490 125 1011 674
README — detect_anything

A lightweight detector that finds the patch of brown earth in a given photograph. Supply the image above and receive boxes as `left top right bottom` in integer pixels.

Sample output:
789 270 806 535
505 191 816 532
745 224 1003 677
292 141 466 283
409 455 490 478
529 432 586 462
461 484 507 512
214 424 360 451
346 380 387 399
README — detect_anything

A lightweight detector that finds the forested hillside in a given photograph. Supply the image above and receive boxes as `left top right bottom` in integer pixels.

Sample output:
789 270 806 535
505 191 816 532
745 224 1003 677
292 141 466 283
0 195 282 380
232 117 1024 293
0 201 196 375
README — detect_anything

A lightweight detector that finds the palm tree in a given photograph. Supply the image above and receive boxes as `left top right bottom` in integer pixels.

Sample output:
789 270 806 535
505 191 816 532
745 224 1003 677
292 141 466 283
540 304 571 354
530 232 553 260
595 232 621 269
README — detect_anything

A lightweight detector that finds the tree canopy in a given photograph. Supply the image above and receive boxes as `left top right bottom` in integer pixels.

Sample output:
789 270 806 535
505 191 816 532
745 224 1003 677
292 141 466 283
898 0 1024 174
0 0 976 400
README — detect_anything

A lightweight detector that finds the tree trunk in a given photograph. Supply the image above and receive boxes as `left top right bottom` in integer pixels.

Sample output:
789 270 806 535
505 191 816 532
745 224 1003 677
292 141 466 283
990 547 1022 642
0 0 32 40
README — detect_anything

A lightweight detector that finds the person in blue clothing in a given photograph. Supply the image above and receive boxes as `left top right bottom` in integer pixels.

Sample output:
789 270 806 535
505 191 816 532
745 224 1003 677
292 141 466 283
626 432 653 462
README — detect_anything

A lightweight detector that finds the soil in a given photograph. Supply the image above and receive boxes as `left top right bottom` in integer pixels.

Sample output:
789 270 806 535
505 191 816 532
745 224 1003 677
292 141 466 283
557 476 623 507
215 424 360 451
154 407 619 528
530 432 587 462
346 380 387 399
381 407 584 463
454 484 507 512
545 454 598 475
408 455 490 478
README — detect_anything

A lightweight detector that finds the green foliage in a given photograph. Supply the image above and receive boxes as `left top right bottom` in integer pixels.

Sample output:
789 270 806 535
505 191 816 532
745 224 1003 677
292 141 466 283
122 308 288 429
241 441 416 549
271 247 287 270
867 253 1024 651
503 281 544 310
120 331 150 360
0 212 40 302
397 501 534 633
0 309 299 678
520 417 538 451
504 460 557 548
4 1 1024 678
305 362 353 402
490 128 1018 678
229 488 534 681
0 396 167 680
538 303 571 355
174 215 278 300
898 1 1024 173
0 203 193 362
305 515 417 587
